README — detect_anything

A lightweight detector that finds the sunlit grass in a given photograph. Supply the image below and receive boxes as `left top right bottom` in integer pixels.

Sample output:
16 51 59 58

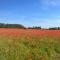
0 36 60 60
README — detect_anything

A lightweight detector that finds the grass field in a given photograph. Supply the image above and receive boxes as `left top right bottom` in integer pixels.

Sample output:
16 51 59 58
0 29 60 60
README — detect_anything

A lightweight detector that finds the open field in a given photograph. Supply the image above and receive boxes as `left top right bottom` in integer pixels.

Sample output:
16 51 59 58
0 28 60 60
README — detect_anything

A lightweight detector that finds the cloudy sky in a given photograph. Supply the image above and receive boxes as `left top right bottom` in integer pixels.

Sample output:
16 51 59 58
0 0 60 28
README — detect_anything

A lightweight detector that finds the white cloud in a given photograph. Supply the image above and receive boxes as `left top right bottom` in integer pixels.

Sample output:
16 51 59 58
36 18 60 28
50 1 56 6
40 0 60 10
42 0 60 6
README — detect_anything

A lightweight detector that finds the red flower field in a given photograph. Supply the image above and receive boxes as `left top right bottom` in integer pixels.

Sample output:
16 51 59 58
0 28 60 38
0 28 60 60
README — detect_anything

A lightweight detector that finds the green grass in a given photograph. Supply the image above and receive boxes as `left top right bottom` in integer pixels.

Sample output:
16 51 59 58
0 36 60 60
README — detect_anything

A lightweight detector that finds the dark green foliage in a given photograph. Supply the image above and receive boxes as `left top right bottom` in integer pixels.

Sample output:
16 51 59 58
0 23 25 29
49 27 60 30
28 26 41 29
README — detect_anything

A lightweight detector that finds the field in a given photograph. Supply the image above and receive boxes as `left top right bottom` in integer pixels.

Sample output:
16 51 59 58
0 28 60 60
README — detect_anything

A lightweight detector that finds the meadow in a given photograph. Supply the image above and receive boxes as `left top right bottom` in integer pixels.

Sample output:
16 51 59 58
0 28 60 60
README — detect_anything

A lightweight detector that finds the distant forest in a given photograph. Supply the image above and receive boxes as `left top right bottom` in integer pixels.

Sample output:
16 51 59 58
0 23 60 30
0 23 25 29
49 27 60 30
0 23 41 29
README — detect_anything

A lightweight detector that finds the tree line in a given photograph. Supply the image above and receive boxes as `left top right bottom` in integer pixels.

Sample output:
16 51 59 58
0 23 25 29
0 23 60 30
28 26 41 29
49 27 60 30
0 23 41 29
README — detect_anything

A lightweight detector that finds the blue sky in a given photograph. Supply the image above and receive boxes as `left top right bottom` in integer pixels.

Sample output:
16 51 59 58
0 0 60 28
